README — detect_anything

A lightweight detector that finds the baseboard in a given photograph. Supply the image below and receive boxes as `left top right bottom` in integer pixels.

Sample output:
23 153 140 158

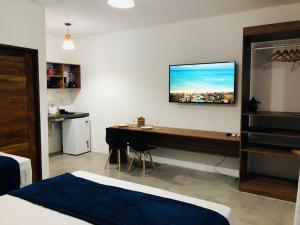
49 151 63 157
152 155 239 178
98 148 239 177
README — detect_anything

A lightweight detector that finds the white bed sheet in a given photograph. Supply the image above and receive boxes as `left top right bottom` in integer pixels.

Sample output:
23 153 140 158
0 152 32 187
0 171 233 225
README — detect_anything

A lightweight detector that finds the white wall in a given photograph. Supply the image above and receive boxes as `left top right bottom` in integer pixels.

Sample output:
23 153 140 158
295 171 300 225
47 3 300 177
0 0 48 178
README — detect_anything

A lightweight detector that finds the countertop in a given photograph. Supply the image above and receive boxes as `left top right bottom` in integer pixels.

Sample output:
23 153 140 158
48 112 89 120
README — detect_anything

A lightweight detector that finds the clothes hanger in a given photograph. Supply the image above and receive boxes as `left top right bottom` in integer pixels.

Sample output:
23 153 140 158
267 50 282 61
281 49 292 62
289 49 296 62
294 49 300 62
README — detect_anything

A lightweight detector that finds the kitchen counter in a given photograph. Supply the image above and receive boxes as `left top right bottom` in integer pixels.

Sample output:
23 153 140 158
48 112 89 121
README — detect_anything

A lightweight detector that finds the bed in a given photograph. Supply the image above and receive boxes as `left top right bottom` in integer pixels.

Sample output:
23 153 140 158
0 171 232 225
0 152 32 188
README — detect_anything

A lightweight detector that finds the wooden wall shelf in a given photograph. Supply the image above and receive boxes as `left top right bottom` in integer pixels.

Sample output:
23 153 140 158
47 62 81 89
241 144 300 158
240 21 300 202
242 111 300 118
242 127 300 139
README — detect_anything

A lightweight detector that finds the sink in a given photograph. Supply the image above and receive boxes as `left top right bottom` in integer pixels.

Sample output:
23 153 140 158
61 112 75 115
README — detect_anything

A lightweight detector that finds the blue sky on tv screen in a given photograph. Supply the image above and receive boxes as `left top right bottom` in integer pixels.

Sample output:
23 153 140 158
170 62 235 93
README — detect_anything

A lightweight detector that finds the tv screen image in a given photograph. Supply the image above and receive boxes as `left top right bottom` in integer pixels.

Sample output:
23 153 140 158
169 62 236 104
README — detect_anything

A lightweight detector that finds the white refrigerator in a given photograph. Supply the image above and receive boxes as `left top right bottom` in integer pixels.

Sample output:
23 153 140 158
62 117 91 155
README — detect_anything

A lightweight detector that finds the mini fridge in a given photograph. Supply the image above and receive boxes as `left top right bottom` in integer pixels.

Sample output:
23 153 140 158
63 117 91 155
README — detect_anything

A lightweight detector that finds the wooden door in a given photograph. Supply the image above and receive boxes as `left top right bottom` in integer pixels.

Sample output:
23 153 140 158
0 44 41 182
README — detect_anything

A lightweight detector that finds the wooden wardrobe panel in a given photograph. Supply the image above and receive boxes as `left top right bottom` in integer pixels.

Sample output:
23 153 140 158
0 75 27 96
0 117 29 137
0 61 26 75
0 142 30 157
0 96 27 120
0 136 28 147
0 44 41 182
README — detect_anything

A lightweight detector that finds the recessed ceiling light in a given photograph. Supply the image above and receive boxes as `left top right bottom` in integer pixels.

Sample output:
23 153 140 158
62 23 75 50
107 0 135 9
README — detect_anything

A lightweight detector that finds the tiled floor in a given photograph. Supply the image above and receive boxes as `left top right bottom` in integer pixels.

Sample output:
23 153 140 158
50 152 296 225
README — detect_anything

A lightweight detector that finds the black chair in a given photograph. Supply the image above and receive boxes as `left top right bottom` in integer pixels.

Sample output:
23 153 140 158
127 132 156 176
105 128 128 171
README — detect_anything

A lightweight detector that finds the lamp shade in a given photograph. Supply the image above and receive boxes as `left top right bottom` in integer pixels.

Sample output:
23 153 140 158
62 34 75 50
108 0 135 9
62 23 75 50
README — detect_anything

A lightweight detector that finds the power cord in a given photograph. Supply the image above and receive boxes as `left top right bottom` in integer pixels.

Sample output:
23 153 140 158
213 156 239 184
213 156 226 174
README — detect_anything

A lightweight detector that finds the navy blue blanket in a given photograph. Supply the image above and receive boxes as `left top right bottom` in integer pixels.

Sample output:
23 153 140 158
0 155 20 195
10 173 230 225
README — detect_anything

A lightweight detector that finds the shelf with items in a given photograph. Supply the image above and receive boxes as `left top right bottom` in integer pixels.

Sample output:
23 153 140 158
47 62 81 89
47 76 64 89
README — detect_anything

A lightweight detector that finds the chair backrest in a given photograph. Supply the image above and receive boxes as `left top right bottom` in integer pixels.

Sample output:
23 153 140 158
106 128 127 149
128 132 149 151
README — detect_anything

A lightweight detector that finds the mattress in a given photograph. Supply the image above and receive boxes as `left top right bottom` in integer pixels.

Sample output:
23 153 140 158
0 171 232 225
0 152 32 187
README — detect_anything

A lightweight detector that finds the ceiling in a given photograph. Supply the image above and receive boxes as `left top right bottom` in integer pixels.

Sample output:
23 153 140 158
33 0 300 37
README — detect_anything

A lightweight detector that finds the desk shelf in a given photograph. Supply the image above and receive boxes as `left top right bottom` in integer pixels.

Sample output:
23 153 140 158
111 126 240 157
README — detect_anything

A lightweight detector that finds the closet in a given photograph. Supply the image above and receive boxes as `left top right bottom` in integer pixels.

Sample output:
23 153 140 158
240 21 300 202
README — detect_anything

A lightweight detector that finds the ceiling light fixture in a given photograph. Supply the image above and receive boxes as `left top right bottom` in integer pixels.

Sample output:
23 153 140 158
62 23 75 50
107 0 135 9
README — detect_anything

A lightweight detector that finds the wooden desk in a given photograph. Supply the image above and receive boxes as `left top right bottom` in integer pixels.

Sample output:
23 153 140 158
110 125 240 157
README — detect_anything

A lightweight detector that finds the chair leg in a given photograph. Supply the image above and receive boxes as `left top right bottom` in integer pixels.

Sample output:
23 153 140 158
126 146 130 169
138 153 142 168
104 149 113 169
117 149 121 172
127 145 130 162
142 153 146 176
127 157 135 172
148 152 156 169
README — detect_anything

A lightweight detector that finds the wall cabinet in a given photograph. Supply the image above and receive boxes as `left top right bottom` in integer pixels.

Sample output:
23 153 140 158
47 62 81 89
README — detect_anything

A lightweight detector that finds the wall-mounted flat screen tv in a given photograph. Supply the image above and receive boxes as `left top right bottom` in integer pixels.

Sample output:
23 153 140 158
169 62 236 104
